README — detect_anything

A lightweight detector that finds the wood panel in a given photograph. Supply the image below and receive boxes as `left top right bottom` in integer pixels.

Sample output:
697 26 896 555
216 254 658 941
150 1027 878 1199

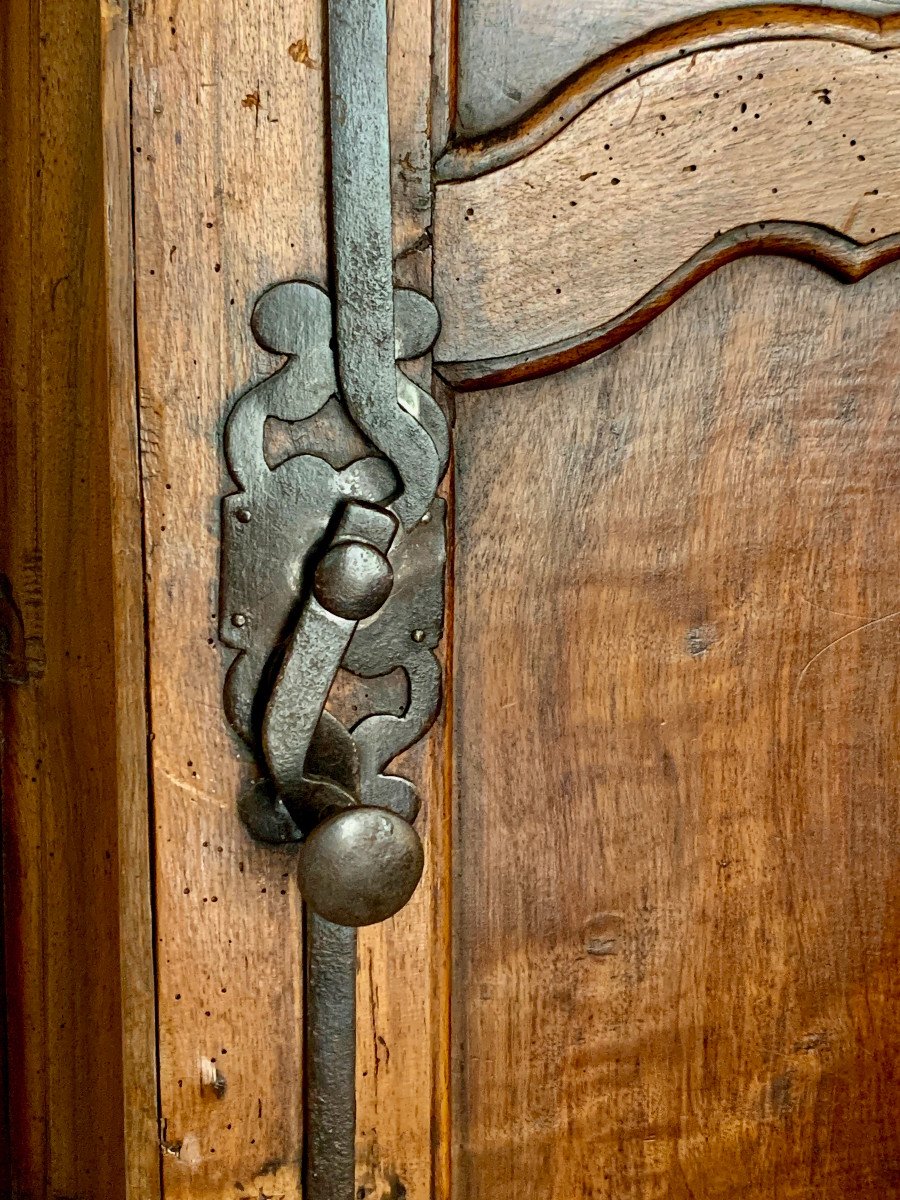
356 4 453 1196
451 257 900 1198
131 2 325 1192
0 0 157 1196
130 0 448 1194
454 0 900 134
439 8 900 181
434 32 900 374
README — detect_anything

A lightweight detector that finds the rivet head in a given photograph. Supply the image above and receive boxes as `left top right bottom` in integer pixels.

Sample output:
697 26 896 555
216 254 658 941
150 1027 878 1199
411 629 425 643
298 806 424 926
420 511 432 524
231 612 247 628
235 508 252 524
313 541 393 622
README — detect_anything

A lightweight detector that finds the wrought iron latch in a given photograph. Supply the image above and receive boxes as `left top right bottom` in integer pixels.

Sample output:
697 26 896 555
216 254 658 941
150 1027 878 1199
218 1 447 1195
220 282 447 879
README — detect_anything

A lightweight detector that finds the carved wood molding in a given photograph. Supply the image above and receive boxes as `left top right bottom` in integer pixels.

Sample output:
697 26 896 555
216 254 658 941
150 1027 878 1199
433 28 900 385
436 5 900 180
436 223 900 389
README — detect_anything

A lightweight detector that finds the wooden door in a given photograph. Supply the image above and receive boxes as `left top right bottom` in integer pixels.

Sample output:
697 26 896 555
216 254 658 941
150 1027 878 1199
2 2 898 1198
433 8 900 1197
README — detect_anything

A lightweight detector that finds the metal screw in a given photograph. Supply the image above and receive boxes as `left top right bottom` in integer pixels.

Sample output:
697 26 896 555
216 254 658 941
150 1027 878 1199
411 629 425 643
231 613 247 628
236 508 252 524
420 511 431 524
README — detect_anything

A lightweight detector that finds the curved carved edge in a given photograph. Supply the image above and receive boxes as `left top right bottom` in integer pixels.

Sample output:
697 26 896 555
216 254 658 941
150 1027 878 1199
434 222 900 391
435 5 900 181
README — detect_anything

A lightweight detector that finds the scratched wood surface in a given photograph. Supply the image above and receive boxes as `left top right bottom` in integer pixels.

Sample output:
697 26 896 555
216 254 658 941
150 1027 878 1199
450 255 900 1199
454 0 900 133
0 1 157 1197
434 29 900 371
129 0 446 1194
7 1 899 1196
130 1 325 1187
356 0 454 1193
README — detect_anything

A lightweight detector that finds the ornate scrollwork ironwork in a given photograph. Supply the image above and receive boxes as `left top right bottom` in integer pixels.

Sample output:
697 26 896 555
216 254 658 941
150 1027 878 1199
220 280 448 911
218 0 447 1193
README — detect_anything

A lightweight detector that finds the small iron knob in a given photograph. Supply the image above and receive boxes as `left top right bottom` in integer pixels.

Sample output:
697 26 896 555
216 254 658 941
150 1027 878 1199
298 806 424 927
313 541 393 622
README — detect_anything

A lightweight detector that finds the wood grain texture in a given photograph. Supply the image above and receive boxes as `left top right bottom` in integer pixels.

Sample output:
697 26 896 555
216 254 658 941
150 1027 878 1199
389 0 435 289
131 1 326 1193
453 0 900 135
432 0 459 162
450 256 900 1199
434 36 900 369
130 0 447 1193
355 5 453 1197
440 7 900 179
103 4 163 1194
436 224 900 389
0 0 157 1196
355 716 452 1200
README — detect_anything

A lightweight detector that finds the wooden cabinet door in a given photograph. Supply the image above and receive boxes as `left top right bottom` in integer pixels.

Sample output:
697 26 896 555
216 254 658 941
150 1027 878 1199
3 3 897 1199
431 8 900 1198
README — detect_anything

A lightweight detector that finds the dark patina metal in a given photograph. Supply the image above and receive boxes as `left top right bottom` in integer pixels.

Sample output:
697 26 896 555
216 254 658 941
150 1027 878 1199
313 541 394 622
219 285 447 840
218 0 447 1194
299 805 425 928
304 914 357 1199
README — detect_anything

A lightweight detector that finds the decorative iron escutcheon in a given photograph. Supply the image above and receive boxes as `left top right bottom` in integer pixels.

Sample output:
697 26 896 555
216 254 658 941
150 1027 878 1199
218 0 447 1195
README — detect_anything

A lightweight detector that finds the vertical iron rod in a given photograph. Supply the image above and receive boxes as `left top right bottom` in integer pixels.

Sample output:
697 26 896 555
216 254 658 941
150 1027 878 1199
304 2 392 1195
304 913 357 1200
328 0 396 452
305 1 425 1194
327 0 440 526
305 3 395 1193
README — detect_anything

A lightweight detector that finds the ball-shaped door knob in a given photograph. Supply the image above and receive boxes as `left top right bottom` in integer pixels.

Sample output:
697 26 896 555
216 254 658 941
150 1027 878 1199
298 806 424 927
313 541 393 622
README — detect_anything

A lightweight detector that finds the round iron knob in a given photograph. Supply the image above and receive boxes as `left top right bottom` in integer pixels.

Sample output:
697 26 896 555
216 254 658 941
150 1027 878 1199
298 806 424 927
313 541 393 621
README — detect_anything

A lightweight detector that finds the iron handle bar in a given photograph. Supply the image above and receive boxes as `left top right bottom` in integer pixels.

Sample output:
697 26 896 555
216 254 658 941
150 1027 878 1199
308 2 420 1197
